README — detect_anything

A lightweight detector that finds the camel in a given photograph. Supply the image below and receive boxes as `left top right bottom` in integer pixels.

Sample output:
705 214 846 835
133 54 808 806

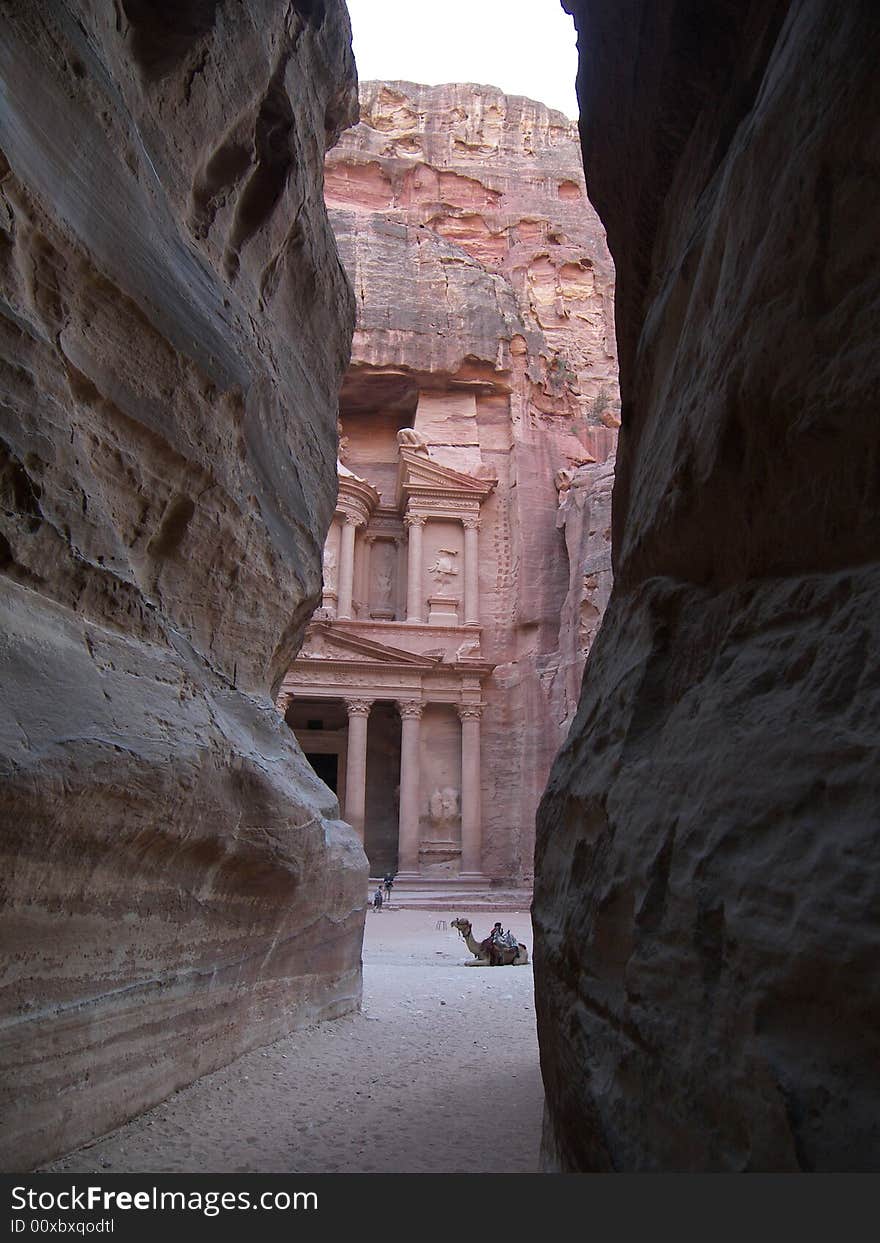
451 917 529 966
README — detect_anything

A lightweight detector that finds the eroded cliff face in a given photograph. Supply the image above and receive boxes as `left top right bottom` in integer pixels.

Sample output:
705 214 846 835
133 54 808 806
536 1 880 1170
328 80 618 421
0 0 365 1169
553 455 615 727
325 82 618 881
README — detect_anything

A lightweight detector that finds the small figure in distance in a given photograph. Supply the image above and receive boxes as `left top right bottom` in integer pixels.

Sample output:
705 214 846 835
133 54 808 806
480 920 505 966
383 871 395 903
373 886 384 911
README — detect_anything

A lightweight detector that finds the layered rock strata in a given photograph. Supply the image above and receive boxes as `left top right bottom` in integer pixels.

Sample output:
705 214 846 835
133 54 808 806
321 82 618 882
0 0 365 1170
536 0 880 1170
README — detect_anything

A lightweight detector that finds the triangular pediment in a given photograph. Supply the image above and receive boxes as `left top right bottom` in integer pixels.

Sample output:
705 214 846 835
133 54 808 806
397 448 497 502
296 623 442 668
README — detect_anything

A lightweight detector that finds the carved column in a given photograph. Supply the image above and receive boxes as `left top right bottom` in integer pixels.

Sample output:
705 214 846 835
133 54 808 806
396 700 424 878
393 534 405 619
462 516 481 626
275 691 292 718
344 698 372 841
337 515 359 620
458 704 484 877
404 513 426 623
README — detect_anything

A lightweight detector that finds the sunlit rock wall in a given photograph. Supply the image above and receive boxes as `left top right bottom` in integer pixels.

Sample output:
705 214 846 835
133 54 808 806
536 0 880 1170
0 0 366 1170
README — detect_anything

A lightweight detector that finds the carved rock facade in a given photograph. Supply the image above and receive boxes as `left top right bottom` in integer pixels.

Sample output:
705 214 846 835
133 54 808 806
279 82 618 883
536 0 880 1171
0 1 364 1169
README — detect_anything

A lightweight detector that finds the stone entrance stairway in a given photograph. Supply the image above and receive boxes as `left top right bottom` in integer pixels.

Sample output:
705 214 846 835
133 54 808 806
368 877 533 912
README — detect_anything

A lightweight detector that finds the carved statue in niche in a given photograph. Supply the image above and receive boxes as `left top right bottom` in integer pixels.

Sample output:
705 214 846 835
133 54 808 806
370 541 396 618
337 416 350 465
554 467 574 499
428 786 459 826
376 564 393 603
429 548 459 585
397 427 429 454
301 631 326 658
555 463 593 532
323 541 338 590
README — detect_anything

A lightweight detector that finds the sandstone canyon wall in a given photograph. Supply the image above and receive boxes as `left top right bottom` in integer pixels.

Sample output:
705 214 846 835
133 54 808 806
536 1 880 1169
325 82 618 881
0 0 365 1170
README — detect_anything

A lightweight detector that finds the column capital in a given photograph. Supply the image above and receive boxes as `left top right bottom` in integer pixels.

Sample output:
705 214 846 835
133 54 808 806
462 515 481 531
457 704 483 722
276 692 293 714
404 512 427 528
346 698 374 718
343 512 363 529
397 700 424 720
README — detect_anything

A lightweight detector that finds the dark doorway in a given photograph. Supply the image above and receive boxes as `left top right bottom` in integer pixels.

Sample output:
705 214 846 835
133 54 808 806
308 752 339 793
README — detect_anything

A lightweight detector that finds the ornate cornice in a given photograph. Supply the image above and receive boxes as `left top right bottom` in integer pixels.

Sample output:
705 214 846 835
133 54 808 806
397 446 496 511
336 471 380 526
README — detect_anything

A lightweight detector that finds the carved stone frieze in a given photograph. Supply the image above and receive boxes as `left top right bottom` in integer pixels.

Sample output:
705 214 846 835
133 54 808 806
428 548 460 584
336 471 379 528
409 497 481 515
428 786 460 824
290 669 382 687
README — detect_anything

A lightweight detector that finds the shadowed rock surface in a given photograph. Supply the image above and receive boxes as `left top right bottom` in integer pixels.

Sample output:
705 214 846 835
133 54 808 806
0 0 366 1170
536 0 880 1170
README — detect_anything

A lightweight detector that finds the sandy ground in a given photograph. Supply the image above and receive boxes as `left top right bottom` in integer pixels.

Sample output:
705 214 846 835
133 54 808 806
46 909 544 1174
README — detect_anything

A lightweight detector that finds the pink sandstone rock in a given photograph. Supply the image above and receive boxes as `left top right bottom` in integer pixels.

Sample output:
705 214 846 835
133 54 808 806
536 0 880 1171
0 0 365 1170
328 81 619 429
307 81 618 884
550 454 615 729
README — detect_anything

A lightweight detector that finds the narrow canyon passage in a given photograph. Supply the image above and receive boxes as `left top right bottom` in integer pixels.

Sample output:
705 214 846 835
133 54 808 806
4 0 873 1177
44 911 542 1175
